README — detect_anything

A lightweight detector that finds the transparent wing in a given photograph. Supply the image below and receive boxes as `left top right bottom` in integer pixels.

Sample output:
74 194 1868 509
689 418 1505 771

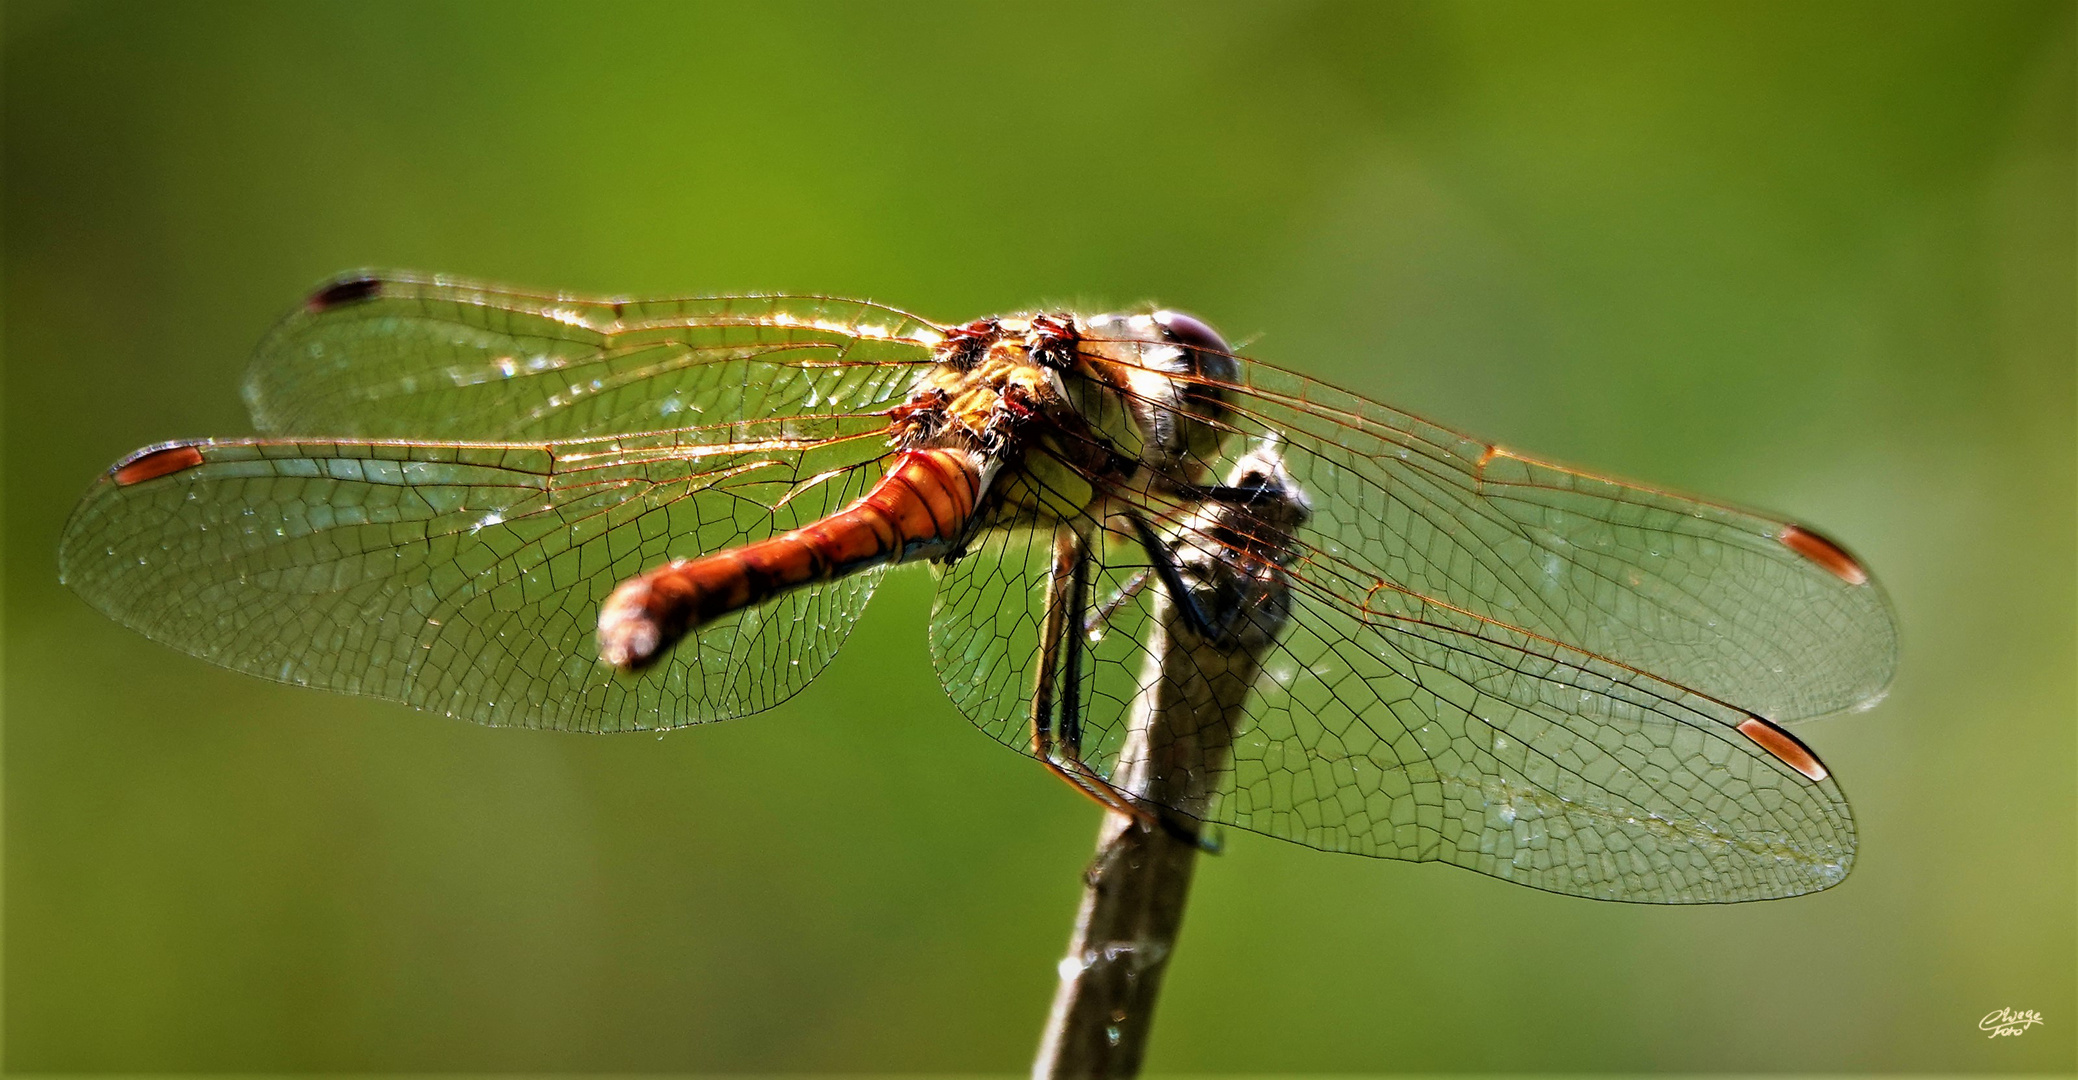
60 419 895 731
1185 350 1895 725
244 272 940 440
1242 581 1852 902
929 333 1893 902
929 514 1854 903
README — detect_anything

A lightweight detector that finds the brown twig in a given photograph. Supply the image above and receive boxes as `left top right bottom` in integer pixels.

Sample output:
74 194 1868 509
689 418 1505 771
1034 447 1303 1078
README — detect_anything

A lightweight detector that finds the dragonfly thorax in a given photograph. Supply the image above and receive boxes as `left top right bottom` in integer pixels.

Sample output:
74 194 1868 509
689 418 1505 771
900 310 1240 532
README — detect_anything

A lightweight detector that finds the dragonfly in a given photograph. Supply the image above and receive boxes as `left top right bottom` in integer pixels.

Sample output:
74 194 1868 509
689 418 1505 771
60 272 1897 903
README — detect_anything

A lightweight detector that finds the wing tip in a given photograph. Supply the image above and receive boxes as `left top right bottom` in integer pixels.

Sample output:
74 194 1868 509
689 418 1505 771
306 274 384 313
110 442 206 486
1779 523 1871 586
1737 716 1831 782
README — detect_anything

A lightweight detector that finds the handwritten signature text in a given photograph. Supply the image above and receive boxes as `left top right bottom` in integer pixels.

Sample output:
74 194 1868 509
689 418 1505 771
1980 1008 2043 1038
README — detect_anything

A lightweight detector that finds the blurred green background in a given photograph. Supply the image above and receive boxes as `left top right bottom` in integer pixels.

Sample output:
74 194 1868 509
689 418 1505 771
5 0 2073 1073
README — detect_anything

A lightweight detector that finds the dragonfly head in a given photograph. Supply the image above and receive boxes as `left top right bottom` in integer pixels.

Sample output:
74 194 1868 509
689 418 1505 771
1079 309 1240 486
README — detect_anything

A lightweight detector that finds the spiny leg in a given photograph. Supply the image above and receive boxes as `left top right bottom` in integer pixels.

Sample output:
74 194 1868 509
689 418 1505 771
1075 559 1221 852
1057 531 1092 753
1028 523 1074 763
1124 509 1218 641
1119 511 1234 850
1032 523 1214 851
1030 524 1160 827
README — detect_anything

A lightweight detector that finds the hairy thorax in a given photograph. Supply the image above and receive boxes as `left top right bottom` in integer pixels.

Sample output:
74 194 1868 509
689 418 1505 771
892 311 1237 546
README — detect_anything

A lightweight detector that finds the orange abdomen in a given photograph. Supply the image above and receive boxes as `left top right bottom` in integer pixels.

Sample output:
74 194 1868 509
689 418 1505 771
598 447 982 670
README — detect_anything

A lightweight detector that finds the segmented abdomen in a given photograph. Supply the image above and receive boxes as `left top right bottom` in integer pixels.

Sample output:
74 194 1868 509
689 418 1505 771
598 447 982 670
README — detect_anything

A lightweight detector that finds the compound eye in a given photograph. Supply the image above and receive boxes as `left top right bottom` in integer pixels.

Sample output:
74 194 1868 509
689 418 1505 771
1151 310 1232 358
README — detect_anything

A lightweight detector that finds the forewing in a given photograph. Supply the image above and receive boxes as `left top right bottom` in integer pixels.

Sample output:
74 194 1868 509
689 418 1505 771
245 273 938 440
61 421 893 730
1205 360 1898 725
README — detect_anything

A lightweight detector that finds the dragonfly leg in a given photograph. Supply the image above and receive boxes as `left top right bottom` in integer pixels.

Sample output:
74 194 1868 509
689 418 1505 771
1030 524 1158 828
1057 529 1091 754
1027 524 1076 762
1048 751 1216 852
1124 510 1218 642
1031 524 1214 851
1182 482 1273 506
